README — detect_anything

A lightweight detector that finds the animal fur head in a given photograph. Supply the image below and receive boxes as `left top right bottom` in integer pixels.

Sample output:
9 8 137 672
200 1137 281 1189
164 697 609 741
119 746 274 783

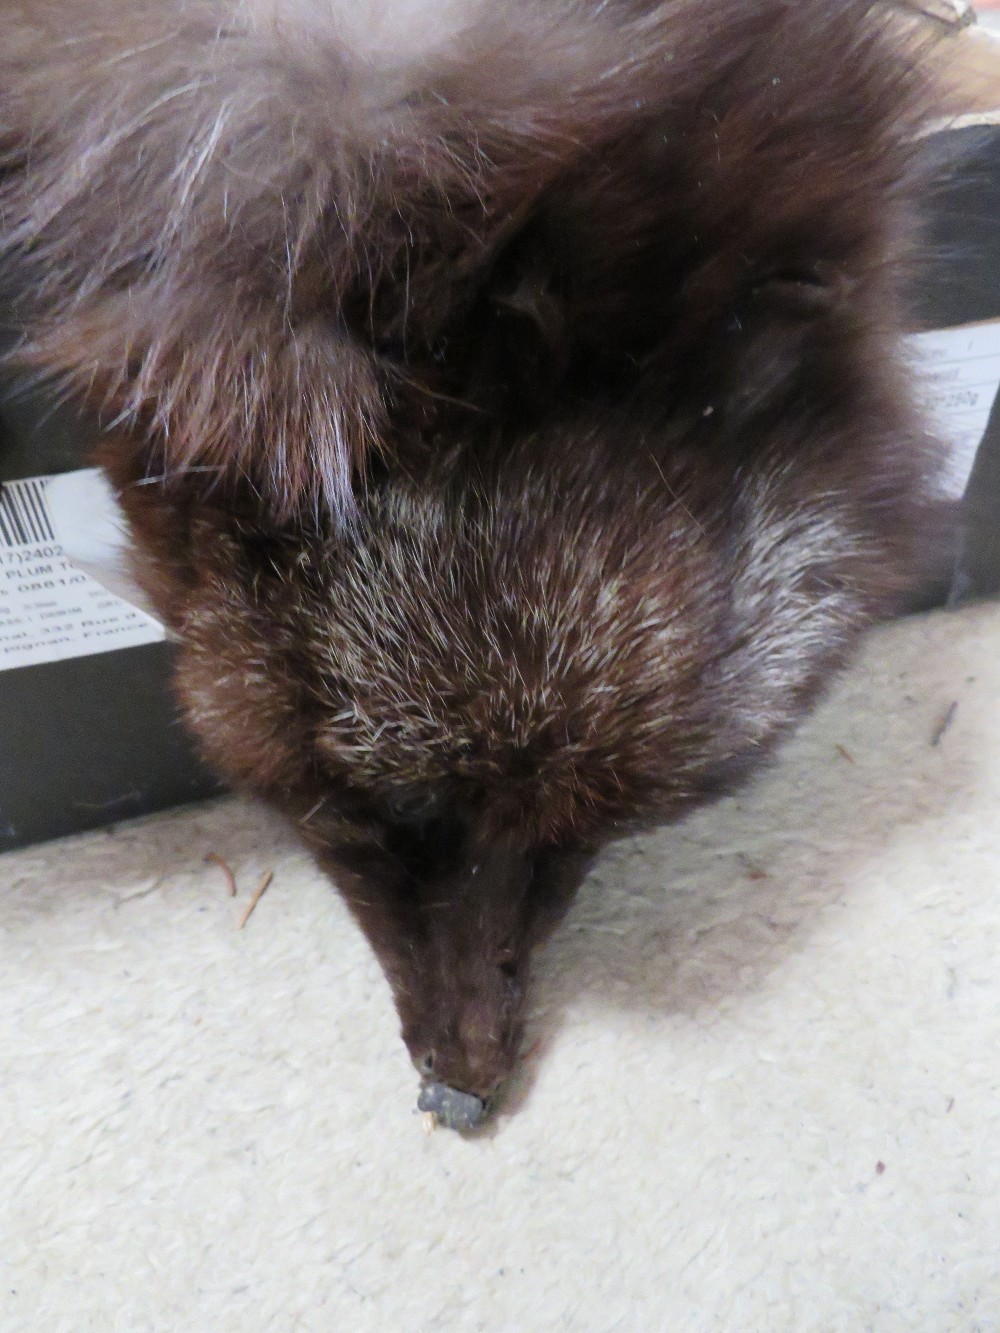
101 396 936 1104
1 0 945 1113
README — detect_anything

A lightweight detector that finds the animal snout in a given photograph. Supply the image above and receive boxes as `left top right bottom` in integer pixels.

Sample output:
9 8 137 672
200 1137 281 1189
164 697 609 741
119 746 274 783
410 1038 506 1101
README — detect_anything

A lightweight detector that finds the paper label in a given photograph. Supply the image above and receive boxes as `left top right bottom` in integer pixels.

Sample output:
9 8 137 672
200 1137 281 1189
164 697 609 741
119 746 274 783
0 475 166 672
906 320 1000 500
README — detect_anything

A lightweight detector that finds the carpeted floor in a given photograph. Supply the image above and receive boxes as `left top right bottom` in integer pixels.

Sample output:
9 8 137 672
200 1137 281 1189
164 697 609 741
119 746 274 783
3 601 1000 1331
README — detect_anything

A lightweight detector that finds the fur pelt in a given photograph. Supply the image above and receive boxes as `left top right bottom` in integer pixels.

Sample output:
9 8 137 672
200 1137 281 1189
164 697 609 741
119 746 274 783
0 0 948 1118
3 0 931 517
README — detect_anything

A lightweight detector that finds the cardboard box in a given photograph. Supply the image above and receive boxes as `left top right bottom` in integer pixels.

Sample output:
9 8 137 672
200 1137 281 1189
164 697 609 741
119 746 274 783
0 386 222 853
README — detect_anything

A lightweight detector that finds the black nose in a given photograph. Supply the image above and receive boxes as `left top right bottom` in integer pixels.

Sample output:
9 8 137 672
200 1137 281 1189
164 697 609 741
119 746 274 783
417 1081 488 1131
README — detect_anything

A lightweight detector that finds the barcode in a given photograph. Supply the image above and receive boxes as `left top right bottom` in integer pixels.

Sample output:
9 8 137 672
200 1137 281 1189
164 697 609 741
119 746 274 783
0 478 56 546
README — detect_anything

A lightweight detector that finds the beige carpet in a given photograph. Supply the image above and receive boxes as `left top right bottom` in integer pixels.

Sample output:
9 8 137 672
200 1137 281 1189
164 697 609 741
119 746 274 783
3 601 1000 1331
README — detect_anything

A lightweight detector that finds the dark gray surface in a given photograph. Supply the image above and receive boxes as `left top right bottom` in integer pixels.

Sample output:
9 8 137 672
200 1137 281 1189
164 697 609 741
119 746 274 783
0 643 222 853
915 126 1000 604
914 127 1000 332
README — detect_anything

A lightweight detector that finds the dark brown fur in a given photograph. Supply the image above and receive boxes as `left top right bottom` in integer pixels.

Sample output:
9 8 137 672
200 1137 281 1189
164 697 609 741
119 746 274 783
1 0 946 1110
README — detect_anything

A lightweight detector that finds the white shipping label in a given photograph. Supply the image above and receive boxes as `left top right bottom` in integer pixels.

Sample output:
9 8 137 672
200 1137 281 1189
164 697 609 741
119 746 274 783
906 320 1000 500
0 475 166 672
